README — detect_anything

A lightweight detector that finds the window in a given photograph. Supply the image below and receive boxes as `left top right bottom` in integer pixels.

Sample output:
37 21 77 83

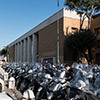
96 40 100 48
94 28 100 36
71 27 78 34
96 54 100 61
41 57 56 65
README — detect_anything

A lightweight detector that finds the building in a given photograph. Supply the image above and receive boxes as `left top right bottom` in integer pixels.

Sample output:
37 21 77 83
8 8 89 64
91 14 100 64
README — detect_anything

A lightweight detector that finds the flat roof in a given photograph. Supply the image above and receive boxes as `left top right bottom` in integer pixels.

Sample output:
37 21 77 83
9 8 88 47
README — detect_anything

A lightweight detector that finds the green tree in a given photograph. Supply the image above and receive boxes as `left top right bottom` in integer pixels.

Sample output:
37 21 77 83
64 0 100 29
65 29 97 63
0 46 8 56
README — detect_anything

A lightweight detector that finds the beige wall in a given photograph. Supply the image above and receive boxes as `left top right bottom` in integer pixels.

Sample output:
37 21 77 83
91 15 100 31
91 15 100 64
63 17 88 35
63 17 88 63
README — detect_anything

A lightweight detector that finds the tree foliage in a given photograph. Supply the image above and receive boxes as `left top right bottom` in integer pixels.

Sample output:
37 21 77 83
0 46 8 56
65 29 97 63
64 0 100 29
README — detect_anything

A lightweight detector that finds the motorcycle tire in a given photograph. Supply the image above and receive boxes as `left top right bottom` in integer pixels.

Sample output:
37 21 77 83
0 83 2 92
35 89 47 100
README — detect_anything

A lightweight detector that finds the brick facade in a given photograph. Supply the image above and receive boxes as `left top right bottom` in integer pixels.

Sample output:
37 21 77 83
38 18 64 63
91 15 100 64
8 8 100 64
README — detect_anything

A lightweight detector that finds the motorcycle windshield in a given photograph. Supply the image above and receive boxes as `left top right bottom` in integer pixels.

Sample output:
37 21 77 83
56 70 61 77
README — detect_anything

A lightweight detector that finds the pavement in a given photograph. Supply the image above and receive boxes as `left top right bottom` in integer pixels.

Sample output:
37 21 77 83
5 88 23 100
0 92 13 100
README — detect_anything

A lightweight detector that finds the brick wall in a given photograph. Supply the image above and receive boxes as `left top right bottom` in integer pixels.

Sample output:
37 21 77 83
91 15 100 64
38 18 64 63
8 45 15 62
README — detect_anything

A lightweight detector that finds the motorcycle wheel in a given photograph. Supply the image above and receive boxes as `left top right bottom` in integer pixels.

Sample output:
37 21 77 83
35 89 47 100
0 83 2 92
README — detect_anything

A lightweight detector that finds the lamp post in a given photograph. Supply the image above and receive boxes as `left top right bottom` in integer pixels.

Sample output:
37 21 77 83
57 0 60 63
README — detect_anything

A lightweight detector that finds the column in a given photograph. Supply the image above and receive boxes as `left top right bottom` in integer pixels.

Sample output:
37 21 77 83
20 41 22 63
23 39 26 62
17 42 20 63
27 37 31 63
22 40 24 62
18 42 20 63
32 33 38 62
30 36 32 63
16 43 19 62
15 44 17 62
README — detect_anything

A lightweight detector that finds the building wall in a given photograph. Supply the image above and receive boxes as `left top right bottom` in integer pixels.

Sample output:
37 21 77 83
38 16 88 63
38 18 64 63
8 8 89 64
91 15 100 31
63 17 88 63
91 15 100 64
9 45 15 62
63 17 88 35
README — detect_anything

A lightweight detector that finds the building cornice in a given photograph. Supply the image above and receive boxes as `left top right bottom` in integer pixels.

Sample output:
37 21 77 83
9 8 88 47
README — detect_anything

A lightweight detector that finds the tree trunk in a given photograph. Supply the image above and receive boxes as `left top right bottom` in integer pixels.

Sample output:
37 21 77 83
88 17 91 29
87 6 96 29
80 13 86 30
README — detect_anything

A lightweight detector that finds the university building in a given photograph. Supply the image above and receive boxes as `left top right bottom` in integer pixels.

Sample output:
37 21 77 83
8 8 100 64
91 14 100 64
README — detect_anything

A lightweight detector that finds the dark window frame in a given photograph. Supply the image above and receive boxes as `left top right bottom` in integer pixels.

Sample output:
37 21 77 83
94 28 100 36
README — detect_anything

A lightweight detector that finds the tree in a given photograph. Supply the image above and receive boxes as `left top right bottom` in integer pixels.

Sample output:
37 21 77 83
0 46 8 56
65 29 97 63
64 0 100 29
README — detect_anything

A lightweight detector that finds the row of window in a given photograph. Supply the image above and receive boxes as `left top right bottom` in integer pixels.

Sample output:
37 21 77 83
71 27 100 36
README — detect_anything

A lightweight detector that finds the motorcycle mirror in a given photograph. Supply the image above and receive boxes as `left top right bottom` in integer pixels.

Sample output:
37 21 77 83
45 74 52 80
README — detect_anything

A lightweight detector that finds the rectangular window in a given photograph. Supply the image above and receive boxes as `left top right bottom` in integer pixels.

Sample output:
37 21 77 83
71 27 78 34
41 57 56 65
96 54 100 61
96 40 100 48
94 28 100 36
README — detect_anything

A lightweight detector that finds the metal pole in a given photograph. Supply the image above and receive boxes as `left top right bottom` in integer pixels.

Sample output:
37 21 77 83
57 0 60 63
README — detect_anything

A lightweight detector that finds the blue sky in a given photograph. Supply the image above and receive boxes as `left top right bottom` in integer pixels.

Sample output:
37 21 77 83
0 0 65 50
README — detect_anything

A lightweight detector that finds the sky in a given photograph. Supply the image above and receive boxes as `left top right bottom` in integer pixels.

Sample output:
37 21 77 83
0 0 65 50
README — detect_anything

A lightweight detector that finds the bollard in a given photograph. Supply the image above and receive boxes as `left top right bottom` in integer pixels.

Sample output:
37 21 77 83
9 77 15 89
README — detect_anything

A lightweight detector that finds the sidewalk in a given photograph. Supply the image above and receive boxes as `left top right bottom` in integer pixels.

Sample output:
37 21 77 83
0 92 13 100
4 85 23 100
